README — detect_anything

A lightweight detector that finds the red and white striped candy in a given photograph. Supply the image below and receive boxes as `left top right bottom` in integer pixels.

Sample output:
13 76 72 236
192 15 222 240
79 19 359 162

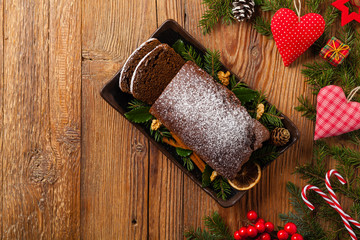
301 169 360 240
326 170 360 229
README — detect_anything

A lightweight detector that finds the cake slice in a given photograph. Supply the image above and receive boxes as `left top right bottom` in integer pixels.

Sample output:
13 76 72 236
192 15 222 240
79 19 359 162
130 43 185 105
150 61 269 180
119 38 161 93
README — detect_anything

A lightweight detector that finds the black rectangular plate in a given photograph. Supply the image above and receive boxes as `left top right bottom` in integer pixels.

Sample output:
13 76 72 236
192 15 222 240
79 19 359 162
100 19 300 208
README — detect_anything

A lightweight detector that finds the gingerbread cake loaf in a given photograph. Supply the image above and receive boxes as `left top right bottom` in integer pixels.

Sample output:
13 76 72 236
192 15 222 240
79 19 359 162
119 38 161 93
150 61 269 180
130 43 185 104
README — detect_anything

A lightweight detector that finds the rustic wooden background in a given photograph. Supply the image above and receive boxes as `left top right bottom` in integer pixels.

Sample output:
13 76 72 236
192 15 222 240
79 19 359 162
2 0 344 239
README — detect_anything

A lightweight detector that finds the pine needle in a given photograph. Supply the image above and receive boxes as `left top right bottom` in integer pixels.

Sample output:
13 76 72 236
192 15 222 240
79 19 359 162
252 16 273 38
199 0 235 35
212 177 232 200
184 227 215 240
259 105 284 130
184 212 232 240
294 95 316 122
203 212 233 240
172 39 203 68
204 49 222 79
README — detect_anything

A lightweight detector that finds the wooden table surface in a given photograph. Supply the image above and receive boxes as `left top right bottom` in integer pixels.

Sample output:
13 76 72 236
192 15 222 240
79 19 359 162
0 0 324 239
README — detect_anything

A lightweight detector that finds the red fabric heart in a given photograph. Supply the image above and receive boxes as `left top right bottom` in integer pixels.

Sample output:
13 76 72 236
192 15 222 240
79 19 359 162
314 85 360 140
271 8 325 67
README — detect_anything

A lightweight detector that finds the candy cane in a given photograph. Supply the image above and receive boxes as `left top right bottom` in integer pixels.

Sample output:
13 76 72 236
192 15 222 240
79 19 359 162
326 169 360 229
302 184 357 240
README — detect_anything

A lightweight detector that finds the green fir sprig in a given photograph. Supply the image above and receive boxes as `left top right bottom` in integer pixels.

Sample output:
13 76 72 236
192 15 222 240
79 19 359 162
204 49 222 79
184 211 233 240
199 0 235 35
252 16 272 38
213 177 232 200
173 39 203 68
294 95 316 122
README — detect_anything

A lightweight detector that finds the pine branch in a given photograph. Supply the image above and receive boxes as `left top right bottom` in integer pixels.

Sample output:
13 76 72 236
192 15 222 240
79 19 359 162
184 227 216 240
294 95 316 122
212 177 232 200
150 126 172 143
342 130 360 145
260 0 293 12
329 145 360 167
302 62 336 94
305 0 325 13
204 212 233 240
312 7 339 54
199 0 235 35
251 145 279 167
252 16 273 38
128 99 149 110
204 49 222 79
259 105 284 130
172 39 203 68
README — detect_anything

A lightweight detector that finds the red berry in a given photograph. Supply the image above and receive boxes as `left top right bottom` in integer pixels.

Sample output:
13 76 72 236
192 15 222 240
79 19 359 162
284 222 297 235
265 222 274 233
239 227 248 237
260 232 271 240
277 230 289 240
247 226 258 238
234 230 242 240
256 218 265 225
255 222 266 233
247 210 258 222
291 233 304 240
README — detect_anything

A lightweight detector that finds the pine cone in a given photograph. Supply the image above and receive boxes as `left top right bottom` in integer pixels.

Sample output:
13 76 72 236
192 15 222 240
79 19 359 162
232 0 255 22
271 127 290 146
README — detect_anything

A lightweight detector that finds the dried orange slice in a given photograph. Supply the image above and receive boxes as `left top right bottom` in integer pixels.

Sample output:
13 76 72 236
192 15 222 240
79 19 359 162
228 162 261 191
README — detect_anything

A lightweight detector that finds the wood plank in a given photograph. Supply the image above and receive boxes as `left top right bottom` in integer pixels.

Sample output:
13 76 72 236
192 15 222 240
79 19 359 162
81 60 150 239
2 0 81 238
80 0 157 238
2 0 52 238
182 0 315 231
148 146 184 239
148 1 185 239
0 0 3 238
48 0 82 238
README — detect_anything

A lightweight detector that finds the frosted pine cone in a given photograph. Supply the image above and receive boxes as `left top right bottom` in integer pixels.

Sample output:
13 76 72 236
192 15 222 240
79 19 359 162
232 0 255 22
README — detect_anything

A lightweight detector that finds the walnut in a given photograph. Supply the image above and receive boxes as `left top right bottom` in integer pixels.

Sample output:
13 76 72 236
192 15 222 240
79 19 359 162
210 171 218 182
256 103 265 120
151 119 162 131
217 71 231 86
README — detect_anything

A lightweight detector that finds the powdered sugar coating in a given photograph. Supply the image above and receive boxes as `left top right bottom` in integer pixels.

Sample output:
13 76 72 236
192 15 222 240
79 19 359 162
150 61 256 179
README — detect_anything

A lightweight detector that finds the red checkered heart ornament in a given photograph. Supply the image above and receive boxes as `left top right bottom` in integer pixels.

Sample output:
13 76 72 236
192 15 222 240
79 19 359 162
271 8 325 67
314 85 360 140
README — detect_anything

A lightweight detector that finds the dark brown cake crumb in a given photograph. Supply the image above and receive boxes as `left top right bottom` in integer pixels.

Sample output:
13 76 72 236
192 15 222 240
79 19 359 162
130 44 185 105
119 38 161 94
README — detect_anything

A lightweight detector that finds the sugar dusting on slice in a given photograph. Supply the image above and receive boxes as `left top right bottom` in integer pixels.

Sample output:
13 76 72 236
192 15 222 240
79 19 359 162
151 61 255 179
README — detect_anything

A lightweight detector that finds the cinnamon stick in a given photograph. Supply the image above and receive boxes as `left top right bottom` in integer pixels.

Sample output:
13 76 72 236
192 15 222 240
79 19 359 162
163 134 206 172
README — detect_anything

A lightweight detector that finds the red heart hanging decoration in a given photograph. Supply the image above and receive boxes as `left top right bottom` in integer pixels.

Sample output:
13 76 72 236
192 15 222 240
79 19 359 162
271 8 325 67
314 85 360 140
